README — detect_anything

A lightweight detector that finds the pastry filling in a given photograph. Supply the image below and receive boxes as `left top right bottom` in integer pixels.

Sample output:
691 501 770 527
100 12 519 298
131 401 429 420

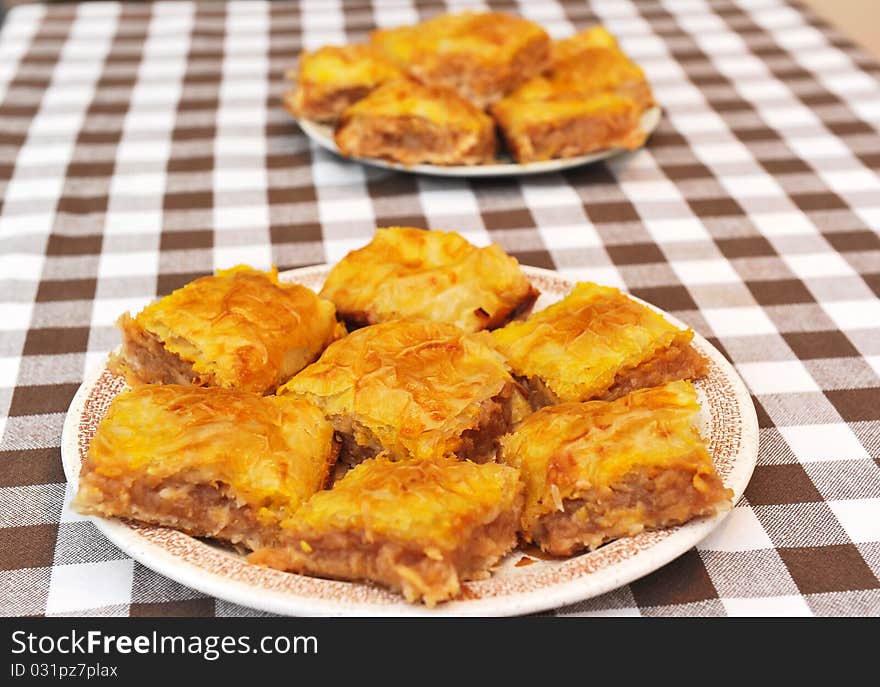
109 314 206 387
504 110 645 163
249 503 521 606
336 115 494 166
76 468 284 551
529 465 731 556
334 385 521 465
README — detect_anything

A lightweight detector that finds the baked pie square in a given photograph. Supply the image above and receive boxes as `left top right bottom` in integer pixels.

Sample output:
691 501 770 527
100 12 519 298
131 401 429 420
279 319 529 464
334 78 497 166
492 282 708 405
370 11 551 108
110 266 344 395
75 385 338 551
499 380 732 555
284 44 403 122
320 226 538 331
250 455 523 606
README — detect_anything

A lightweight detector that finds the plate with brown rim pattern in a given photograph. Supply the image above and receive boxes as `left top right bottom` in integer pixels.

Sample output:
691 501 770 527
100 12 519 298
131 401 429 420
61 264 758 616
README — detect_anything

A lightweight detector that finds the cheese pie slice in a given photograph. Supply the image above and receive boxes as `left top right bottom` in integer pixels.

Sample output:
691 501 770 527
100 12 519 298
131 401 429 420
499 380 732 555
110 266 345 395
75 385 338 551
279 320 529 464
320 227 538 332
250 455 524 606
492 282 708 406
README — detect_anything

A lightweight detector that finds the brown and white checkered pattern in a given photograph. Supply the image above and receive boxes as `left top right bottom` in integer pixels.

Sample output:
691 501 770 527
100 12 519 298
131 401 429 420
1 0 878 617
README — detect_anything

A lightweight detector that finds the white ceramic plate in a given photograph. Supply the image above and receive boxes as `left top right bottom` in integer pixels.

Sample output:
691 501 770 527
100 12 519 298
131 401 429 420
61 264 758 617
297 106 662 177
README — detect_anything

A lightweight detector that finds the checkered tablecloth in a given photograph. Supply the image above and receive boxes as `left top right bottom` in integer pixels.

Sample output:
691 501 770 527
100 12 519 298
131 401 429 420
1 0 878 617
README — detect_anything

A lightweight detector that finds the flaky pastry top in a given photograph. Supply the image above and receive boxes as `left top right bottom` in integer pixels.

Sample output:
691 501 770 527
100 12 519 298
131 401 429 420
129 266 344 394
492 282 694 402
500 380 726 523
283 455 522 551
293 44 402 89
339 78 493 130
320 227 536 332
371 11 549 70
279 320 518 460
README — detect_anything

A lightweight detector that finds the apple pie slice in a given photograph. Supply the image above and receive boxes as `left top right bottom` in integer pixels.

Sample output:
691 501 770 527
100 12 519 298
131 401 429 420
250 455 524 606
499 380 732 555
492 282 707 406
74 385 338 551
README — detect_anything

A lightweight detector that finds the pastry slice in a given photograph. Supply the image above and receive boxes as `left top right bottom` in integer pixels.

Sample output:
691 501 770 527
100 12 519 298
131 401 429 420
109 266 345 395
492 282 708 406
320 226 538 331
492 87 648 163
250 455 524 606
278 320 529 464
284 44 403 122
370 11 550 108
74 385 338 551
550 26 655 110
499 380 732 555
333 78 497 166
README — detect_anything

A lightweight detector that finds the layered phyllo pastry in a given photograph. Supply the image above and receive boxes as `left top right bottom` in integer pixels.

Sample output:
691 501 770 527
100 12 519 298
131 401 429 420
278 320 529 464
334 78 497 165
499 381 732 555
492 87 648 163
492 282 708 406
491 25 654 163
75 385 338 550
109 266 345 395
283 44 403 122
320 227 538 331
250 455 524 606
370 11 550 108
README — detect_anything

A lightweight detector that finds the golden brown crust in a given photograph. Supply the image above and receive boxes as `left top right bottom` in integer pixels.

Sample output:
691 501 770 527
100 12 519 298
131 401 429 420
278 320 530 463
549 26 655 110
286 44 402 122
492 282 707 404
334 79 497 166
490 25 655 163
499 381 732 555
492 89 647 164
249 455 524 605
370 11 551 108
74 385 338 550
109 266 345 395
320 227 538 332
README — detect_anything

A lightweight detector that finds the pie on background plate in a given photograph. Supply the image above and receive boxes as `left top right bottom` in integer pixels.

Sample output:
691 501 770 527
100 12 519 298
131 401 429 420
61 264 758 617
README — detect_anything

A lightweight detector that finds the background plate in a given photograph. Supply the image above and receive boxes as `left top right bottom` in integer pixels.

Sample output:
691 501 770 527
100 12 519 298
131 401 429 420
61 264 758 617
297 106 662 177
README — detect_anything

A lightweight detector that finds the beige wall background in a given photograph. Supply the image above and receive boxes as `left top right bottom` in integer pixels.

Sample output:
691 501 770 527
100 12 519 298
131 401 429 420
799 0 880 59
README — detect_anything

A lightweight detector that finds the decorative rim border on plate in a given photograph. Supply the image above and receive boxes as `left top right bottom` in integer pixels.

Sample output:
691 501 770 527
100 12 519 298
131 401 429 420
61 265 758 617
297 106 663 178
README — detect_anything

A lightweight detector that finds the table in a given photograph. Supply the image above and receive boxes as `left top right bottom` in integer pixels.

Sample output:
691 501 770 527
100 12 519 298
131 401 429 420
1 0 878 617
